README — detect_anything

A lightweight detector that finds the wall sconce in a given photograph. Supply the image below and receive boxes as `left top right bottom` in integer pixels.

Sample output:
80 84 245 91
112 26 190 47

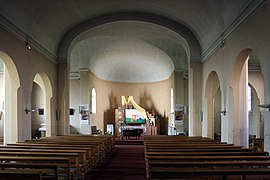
220 108 226 116
258 104 270 111
25 108 35 114
25 41 32 50
220 39 226 48
69 108 75 115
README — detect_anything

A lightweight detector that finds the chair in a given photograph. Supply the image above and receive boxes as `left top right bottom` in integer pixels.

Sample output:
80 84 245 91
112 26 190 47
91 126 101 135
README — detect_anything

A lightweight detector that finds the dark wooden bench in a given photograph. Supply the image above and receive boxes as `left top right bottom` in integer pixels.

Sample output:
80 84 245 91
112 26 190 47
25 137 108 161
0 135 115 180
9 143 99 167
0 172 41 180
0 151 81 179
0 162 58 180
15 134 114 169
145 151 269 156
0 146 89 176
0 156 72 179
150 166 270 180
144 135 270 180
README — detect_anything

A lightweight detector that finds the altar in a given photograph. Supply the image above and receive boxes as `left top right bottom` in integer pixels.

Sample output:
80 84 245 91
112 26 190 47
121 125 146 132
121 126 146 139
114 96 159 138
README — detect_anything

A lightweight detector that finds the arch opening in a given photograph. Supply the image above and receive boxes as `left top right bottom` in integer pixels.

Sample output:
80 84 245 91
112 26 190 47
31 73 53 138
67 18 193 135
0 51 20 144
204 71 221 139
229 49 263 148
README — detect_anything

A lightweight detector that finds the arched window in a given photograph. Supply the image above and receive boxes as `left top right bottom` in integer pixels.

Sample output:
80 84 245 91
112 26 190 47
171 88 174 113
91 88 96 114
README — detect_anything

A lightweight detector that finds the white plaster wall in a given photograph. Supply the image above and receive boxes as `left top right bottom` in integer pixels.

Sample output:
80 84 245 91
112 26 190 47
69 79 80 133
0 73 3 137
202 1 270 148
214 89 221 136
31 83 45 138
248 72 264 138
0 26 57 142
87 71 173 135
249 71 264 105
174 71 188 132
190 62 203 136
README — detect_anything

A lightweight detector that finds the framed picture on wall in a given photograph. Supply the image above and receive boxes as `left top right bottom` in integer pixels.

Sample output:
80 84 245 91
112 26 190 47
79 104 89 125
175 104 184 121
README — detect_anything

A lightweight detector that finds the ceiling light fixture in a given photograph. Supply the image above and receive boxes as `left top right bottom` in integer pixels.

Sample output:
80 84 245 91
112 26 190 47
25 41 32 50
219 108 226 116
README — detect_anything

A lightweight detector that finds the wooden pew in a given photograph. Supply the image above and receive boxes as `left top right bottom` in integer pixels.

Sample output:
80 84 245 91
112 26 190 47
25 138 106 162
149 166 270 180
144 136 270 179
7 136 105 177
65 134 115 153
145 151 269 156
145 147 252 152
0 162 58 180
0 147 87 164
144 139 245 152
12 134 114 170
34 134 114 156
0 146 88 176
6 143 97 173
0 172 41 180
144 135 213 141
0 151 81 179
0 156 72 179
145 145 244 152
146 155 270 162
0 135 114 179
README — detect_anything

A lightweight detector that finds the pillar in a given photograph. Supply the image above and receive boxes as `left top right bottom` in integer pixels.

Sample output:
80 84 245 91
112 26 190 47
79 69 91 134
56 63 69 135
189 62 202 136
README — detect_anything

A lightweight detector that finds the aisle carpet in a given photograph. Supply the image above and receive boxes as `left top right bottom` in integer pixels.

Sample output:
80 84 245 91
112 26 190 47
87 144 147 180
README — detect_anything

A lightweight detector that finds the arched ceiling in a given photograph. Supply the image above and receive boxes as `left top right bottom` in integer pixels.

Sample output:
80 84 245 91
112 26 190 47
0 0 263 82
0 0 260 58
70 21 187 82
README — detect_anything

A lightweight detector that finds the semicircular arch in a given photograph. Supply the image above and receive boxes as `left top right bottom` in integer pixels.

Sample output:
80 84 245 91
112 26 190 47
0 50 20 144
204 71 221 138
57 12 201 62
32 72 53 137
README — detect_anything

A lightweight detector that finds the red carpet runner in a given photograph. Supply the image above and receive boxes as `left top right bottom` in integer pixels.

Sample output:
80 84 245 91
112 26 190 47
87 144 147 180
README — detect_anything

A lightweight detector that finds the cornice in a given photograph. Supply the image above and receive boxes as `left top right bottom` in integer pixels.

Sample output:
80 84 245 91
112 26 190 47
201 0 265 62
0 15 57 63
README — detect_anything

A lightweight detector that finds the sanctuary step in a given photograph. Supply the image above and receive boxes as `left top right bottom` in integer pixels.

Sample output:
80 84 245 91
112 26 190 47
115 138 144 145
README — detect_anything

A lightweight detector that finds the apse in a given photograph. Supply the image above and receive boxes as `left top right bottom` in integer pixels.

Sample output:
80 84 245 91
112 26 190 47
89 38 174 83
69 21 189 82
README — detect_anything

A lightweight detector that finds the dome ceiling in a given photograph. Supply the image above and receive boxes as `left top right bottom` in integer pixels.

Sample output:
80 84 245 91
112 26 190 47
89 38 174 83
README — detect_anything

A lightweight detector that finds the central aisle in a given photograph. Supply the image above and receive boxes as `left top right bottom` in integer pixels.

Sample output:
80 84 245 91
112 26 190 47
88 144 147 180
